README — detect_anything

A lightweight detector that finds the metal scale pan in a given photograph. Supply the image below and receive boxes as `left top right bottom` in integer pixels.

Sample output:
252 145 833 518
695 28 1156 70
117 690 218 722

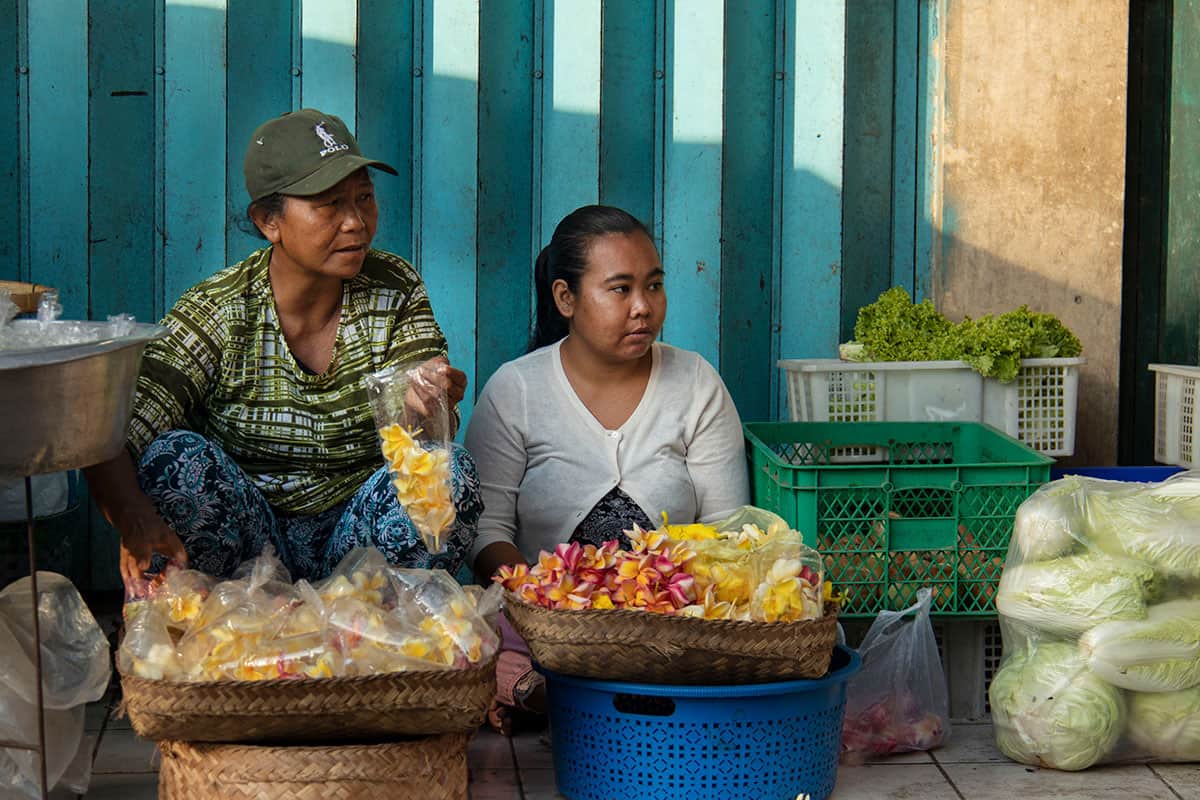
0 320 165 797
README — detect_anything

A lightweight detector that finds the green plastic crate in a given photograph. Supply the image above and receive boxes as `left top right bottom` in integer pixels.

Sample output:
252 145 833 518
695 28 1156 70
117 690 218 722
743 421 1052 618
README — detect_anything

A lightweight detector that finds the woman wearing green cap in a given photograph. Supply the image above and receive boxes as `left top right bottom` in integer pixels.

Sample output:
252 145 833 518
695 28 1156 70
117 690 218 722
84 108 481 586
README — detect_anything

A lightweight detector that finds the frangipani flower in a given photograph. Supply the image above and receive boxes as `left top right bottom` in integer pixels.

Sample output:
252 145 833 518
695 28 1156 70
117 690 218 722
660 511 721 541
379 423 456 553
495 511 828 624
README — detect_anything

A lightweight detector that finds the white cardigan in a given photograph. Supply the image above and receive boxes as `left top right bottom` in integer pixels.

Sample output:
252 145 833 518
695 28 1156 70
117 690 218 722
464 340 750 565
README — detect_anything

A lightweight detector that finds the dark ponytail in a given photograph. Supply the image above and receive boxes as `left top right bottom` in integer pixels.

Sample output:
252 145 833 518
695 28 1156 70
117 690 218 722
529 204 652 351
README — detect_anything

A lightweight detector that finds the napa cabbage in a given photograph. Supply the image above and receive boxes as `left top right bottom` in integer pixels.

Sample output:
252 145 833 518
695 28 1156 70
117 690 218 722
1126 687 1200 761
1011 477 1087 562
988 642 1124 771
1085 481 1200 580
1079 599 1200 692
995 553 1155 637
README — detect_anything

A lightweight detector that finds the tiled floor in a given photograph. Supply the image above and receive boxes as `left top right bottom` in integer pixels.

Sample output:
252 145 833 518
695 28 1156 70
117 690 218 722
39 700 1198 799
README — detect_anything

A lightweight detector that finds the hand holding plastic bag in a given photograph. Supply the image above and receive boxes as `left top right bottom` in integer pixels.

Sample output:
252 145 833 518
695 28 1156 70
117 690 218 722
840 588 948 762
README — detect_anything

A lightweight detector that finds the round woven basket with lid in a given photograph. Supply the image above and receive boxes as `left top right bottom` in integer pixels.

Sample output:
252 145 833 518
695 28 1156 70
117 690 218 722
504 593 839 684
120 654 496 743
158 733 469 800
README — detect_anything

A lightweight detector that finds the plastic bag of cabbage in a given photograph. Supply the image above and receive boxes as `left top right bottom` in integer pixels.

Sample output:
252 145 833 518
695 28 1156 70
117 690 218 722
991 471 1200 770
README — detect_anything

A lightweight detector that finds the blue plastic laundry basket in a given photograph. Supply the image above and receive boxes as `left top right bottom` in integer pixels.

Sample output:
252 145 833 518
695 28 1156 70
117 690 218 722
541 644 861 800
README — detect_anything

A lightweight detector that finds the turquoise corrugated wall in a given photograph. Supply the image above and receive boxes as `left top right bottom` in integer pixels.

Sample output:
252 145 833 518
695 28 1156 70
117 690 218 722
2 0 940 589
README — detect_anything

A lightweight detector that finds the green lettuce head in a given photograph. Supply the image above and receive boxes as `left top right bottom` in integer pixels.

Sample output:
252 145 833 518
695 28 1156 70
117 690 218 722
989 642 1124 771
1127 687 1200 761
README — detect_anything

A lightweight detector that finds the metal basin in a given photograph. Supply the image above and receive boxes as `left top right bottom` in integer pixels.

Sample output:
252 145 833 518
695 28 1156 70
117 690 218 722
0 321 167 477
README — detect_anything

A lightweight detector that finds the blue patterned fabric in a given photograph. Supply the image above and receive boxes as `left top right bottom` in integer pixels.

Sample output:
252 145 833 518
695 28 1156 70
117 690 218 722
137 430 482 581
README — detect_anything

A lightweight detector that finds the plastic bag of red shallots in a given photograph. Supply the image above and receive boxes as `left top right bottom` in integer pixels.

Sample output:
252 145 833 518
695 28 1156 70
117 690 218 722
840 587 949 763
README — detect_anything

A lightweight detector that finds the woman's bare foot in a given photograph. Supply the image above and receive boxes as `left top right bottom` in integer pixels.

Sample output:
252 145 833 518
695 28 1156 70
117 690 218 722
487 699 514 736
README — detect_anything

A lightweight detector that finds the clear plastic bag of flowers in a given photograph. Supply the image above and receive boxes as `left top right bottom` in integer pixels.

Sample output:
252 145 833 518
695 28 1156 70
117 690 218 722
175 560 299 681
389 568 500 666
118 602 183 681
218 629 343 681
123 567 215 634
748 532 825 622
326 595 454 673
712 505 793 544
677 536 757 619
364 360 457 554
314 546 400 609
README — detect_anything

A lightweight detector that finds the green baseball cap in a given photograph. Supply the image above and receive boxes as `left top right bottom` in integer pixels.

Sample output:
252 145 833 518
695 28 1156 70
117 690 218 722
243 108 398 202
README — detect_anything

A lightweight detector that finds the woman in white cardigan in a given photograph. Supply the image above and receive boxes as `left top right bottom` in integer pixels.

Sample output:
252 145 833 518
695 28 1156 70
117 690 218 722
464 204 749 732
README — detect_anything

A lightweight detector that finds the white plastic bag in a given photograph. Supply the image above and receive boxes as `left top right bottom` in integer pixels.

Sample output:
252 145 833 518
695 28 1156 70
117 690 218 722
840 588 949 762
0 573 110 798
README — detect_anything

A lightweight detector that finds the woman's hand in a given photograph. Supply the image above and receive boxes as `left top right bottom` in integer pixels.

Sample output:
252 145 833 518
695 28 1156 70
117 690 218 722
118 507 188 587
84 450 190 589
404 355 468 419
474 541 528 587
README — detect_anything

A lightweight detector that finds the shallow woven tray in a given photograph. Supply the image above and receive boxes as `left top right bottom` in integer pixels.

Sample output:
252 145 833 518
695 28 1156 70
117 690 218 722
120 654 495 743
159 733 469 800
504 594 839 684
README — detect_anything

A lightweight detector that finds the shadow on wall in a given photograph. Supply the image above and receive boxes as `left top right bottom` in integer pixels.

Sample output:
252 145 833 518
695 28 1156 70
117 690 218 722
935 235 1117 467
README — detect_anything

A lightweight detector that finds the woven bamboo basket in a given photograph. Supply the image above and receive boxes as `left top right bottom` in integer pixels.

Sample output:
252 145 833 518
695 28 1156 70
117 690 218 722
158 733 469 800
120 654 495 743
504 594 839 684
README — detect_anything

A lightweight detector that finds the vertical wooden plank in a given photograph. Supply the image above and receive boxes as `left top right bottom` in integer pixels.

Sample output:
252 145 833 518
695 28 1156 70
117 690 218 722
652 0 667 250
419 0 479 430
599 0 656 226
892 0 919 297
662 0 723 366
357 0 415 259
89 0 157 323
226 0 294 266
87 0 157 594
1163 0 1200 366
27 0 88 314
768 0 786 419
299 0 357 125
840 0 895 341
540 0 600 238
477 0 534 388
720 1 775 421
0 0 20 281
163 0 227 306
778 0 844 401
914 0 942 303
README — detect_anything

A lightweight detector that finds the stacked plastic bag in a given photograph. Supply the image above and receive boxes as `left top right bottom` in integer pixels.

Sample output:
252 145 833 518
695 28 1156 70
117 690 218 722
0 573 111 799
991 471 1200 770
119 546 500 682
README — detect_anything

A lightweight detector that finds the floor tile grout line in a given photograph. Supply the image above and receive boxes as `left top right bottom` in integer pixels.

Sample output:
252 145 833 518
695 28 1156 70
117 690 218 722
1148 764 1186 800
931 758 967 800
509 733 528 800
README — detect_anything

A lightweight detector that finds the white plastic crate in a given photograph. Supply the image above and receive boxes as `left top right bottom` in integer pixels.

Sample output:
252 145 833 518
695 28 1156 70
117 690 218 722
780 357 1085 456
1149 363 1200 467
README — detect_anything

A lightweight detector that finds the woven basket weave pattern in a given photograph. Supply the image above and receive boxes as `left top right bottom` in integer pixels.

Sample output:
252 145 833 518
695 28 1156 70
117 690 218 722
159 735 468 800
504 595 839 684
121 655 496 743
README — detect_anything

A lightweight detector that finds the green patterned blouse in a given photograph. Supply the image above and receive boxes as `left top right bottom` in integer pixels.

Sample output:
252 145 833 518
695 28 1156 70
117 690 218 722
126 247 449 514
